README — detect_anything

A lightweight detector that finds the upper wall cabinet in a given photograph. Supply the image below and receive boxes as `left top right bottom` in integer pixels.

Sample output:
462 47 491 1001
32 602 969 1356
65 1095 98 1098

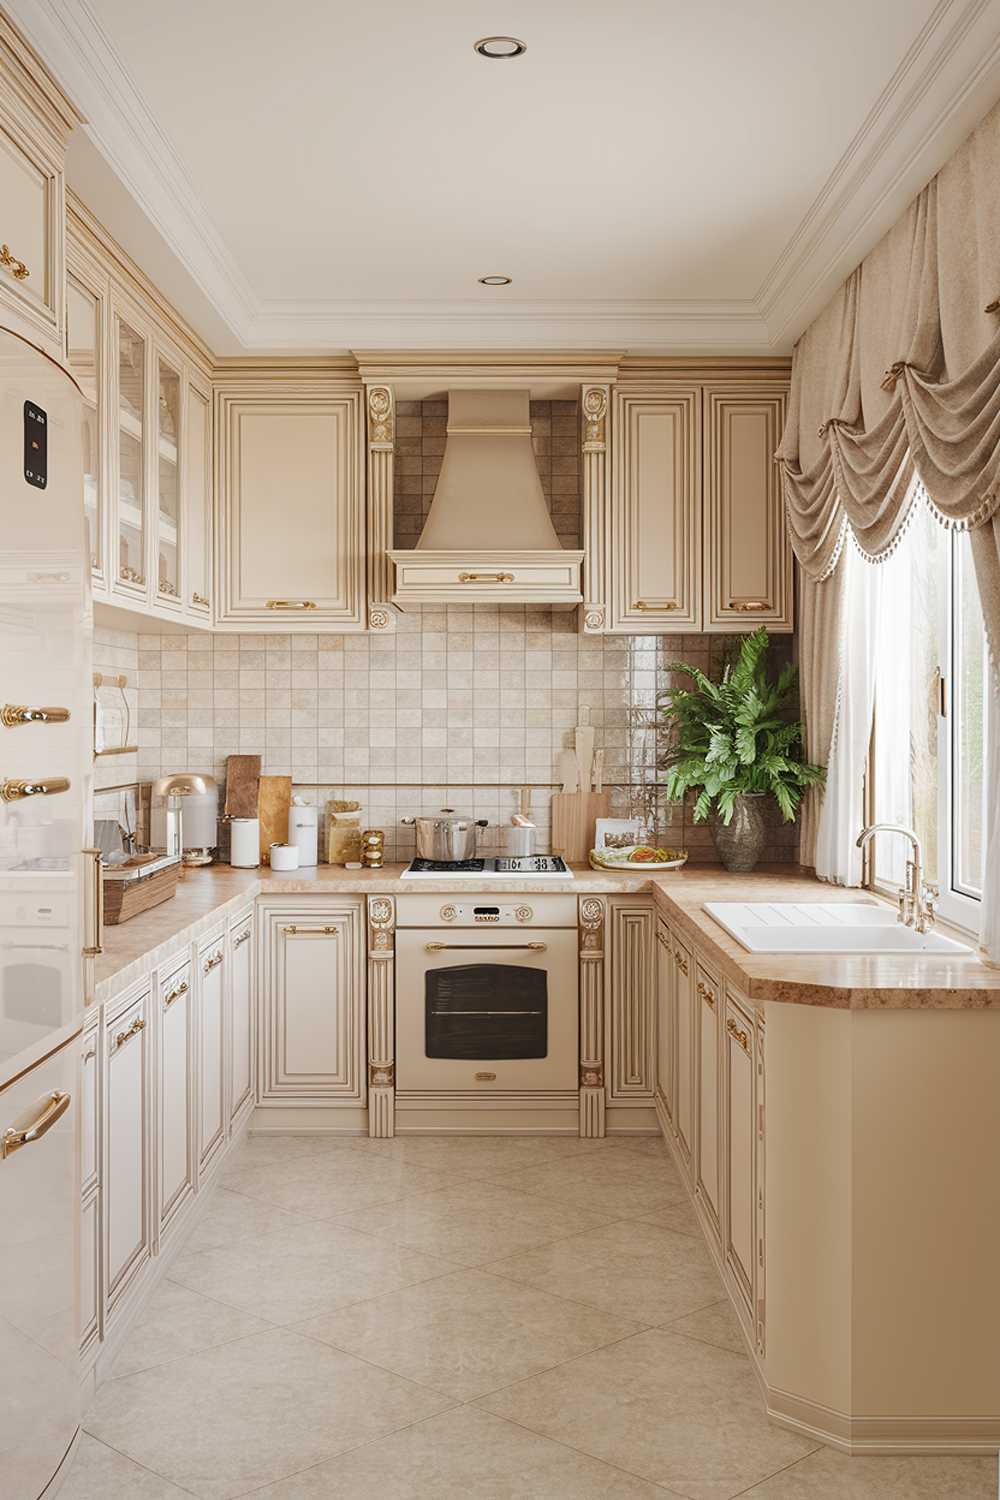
610 387 702 632
214 381 365 631
704 383 791 632
0 18 79 357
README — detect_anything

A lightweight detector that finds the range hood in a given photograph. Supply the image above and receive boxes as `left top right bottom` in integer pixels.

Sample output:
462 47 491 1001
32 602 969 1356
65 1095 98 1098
389 390 583 608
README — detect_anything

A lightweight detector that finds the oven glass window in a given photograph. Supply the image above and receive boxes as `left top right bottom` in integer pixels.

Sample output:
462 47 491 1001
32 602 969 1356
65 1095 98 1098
425 964 548 1060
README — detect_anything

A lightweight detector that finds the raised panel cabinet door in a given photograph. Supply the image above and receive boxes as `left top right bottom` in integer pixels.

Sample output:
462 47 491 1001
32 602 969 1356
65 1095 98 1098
198 936 226 1172
655 919 674 1123
66 266 108 589
0 120 60 349
704 386 792 631
260 904 365 1102
673 936 695 1168
606 901 656 1100
724 992 756 1322
610 387 702 631
695 965 721 1241
80 1021 99 1197
158 964 194 1237
217 391 364 628
104 986 151 1313
229 915 254 1126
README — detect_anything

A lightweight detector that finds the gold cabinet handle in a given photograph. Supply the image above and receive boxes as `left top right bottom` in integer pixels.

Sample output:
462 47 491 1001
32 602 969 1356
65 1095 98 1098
726 1017 750 1054
233 929 251 948
1 705 71 727
82 1046 96 1063
191 591 210 608
697 981 715 1008
729 600 770 612
119 567 145 585
283 925 338 936
266 600 317 610
0 777 70 802
203 950 224 972
985 296 1000 314
82 848 103 956
2 1090 69 1160
633 600 679 612
673 949 689 975
163 979 189 1009
424 941 547 952
0 243 29 281
458 572 514 584
114 1015 146 1051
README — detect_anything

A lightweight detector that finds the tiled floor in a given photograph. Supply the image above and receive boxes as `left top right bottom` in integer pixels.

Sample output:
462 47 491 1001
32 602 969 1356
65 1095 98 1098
64 1134 998 1500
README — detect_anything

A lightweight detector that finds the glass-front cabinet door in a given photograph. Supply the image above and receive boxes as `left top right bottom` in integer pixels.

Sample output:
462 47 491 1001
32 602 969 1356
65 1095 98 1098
66 273 105 586
186 381 212 619
155 352 182 607
114 312 148 594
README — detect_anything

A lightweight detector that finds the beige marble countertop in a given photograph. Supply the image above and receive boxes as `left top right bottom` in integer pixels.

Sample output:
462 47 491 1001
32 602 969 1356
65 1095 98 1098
649 867 999 1010
91 861 999 1010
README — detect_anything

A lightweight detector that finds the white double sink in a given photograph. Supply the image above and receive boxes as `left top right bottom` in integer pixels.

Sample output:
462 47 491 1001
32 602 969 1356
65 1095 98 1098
704 901 970 955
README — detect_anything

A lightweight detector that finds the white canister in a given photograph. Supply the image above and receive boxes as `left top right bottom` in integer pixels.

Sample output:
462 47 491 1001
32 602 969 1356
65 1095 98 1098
269 842 300 872
229 817 260 868
288 798 319 866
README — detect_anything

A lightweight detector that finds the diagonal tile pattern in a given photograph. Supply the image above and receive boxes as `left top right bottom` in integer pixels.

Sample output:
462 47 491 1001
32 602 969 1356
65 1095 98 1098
67 1133 999 1500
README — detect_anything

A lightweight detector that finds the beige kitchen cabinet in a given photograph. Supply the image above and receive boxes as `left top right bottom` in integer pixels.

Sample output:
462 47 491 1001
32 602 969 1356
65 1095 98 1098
258 900 366 1104
80 1014 100 1199
704 384 792 632
724 987 757 1330
103 979 152 1324
672 934 696 1169
186 378 213 620
654 917 674 1127
228 909 255 1130
695 961 722 1246
609 386 702 631
80 1013 101 1361
66 242 110 590
606 899 656 1102
0 17 77 356
214 382 365 631
157 959 195 1244
197 930 227 1175
79 1188 100 1360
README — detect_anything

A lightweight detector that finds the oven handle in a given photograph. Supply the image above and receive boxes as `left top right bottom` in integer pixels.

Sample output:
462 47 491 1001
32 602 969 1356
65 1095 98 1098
423 941 547 952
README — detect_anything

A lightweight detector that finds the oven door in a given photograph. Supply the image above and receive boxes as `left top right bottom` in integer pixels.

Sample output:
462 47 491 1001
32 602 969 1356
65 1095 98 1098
396 928 578 1093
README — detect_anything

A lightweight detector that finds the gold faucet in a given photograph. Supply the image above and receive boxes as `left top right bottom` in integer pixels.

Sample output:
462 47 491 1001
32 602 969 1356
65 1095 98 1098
855 824 938 933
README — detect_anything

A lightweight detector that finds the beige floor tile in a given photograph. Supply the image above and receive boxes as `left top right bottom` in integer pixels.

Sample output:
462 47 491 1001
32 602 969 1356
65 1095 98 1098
59 1434 192 1500
342 1133 629 1176
477 1327 817 1499
615 1134 675 1159
664 1298 747 1355
168 1218 454 1324
741 1444 999 1498
487 1152 689 1220
637 1199 704 1238
485 1218 724 1325
245 1404 670 1499
181 1185 314 1253
335 1179 616 1267
296 1267 643 1398
85 1327 454 1500
111 1278 273 1379
218 1132 330 1179
221 1150 455 1218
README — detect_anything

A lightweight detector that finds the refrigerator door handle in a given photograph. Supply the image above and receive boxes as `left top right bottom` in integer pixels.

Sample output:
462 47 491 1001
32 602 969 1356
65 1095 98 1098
1 1090 71 1160
83 848 103 957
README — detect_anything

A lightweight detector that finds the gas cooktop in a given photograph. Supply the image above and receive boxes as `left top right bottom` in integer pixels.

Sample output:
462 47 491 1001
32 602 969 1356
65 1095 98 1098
401 856 572 879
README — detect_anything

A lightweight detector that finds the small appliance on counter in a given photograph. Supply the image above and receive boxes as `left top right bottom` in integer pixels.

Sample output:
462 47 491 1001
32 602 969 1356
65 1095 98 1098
288 797 318 866
151 773 218 865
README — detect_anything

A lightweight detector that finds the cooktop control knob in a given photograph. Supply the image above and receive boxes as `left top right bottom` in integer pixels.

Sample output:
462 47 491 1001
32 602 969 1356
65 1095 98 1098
440 904 458 922
514 904 533 923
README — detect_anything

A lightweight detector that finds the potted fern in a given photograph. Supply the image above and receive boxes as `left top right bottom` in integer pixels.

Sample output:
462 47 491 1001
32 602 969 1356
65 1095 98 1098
657 627 824 872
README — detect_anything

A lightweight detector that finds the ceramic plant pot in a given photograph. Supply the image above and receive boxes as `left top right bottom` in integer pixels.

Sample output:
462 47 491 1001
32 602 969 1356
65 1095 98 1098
709 792 768 873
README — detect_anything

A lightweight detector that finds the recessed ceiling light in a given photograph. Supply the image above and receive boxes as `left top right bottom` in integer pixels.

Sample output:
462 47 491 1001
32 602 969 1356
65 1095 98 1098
474 36 526 59
478 275 512 286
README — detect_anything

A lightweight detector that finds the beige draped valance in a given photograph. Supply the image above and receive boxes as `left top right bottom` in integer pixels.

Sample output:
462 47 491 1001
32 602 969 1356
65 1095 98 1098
778 96 1000 661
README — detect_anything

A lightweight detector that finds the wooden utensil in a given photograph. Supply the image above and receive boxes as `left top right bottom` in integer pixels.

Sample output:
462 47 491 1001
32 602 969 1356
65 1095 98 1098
224 754 261 819
593 749 605 794
575 722 595 795
258 775 292 863
556 749 578 794
550 790 611 863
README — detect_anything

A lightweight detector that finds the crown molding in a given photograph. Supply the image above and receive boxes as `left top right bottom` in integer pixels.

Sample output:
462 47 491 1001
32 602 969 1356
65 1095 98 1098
9 0 1000 355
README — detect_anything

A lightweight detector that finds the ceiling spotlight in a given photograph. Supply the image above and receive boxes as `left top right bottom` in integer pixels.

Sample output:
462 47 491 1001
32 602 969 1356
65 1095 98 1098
478 275 513 286
474 36 526 58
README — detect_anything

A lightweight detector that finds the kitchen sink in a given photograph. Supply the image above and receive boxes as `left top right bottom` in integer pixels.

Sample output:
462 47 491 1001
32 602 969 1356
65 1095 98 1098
703 901 971 955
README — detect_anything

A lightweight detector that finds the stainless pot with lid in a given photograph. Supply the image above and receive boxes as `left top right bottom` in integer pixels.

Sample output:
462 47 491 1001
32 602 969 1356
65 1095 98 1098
400 808 489 862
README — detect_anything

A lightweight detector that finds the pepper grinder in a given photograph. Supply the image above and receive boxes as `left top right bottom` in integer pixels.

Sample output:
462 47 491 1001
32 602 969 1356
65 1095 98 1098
361 829 384 869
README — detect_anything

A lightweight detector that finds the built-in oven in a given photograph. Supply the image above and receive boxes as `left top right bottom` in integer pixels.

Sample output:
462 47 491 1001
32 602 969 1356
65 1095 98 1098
395 894 578 1094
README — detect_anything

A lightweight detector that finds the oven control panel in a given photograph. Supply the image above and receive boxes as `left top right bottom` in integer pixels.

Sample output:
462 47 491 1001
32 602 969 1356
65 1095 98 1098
395 893 577 929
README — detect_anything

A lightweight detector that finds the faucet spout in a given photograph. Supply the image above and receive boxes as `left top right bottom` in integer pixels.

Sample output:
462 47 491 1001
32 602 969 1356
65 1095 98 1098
855 823 937 933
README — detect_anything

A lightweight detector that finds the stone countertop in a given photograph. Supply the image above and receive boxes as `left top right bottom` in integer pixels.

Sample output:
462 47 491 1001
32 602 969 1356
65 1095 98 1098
649 867 999 1010
91 861 1000 1011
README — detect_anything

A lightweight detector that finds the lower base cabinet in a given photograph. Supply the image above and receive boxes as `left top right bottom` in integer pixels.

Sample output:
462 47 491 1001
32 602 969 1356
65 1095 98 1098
103 981 152 1325
724 989 758 1331
695 962 722 1245
229 910 254 1128
198 930 226 1175
158 960 194 1243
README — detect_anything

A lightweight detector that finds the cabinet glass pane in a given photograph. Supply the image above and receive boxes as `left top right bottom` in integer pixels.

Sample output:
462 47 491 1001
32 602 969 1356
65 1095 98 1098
117 318 146 587
157 358 181 600
67 277 101 571
186 386 210 609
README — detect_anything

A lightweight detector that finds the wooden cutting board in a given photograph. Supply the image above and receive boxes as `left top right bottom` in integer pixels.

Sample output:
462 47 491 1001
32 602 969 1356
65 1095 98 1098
258 775 292 863
224 754 261 818
550 791 610 863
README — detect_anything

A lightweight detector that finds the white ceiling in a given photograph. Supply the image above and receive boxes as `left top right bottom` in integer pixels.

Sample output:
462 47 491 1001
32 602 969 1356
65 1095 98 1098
13 0 1000 353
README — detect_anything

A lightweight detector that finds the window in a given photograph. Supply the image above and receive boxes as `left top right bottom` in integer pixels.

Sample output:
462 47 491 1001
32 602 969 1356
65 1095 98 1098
870 492 989 929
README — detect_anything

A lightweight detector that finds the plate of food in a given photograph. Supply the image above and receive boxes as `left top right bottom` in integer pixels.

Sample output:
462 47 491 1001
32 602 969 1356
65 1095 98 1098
589 844 688 872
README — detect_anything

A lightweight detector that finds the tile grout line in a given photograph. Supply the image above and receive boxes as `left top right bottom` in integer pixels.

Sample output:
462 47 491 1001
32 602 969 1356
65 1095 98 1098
75 1431 203 1498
